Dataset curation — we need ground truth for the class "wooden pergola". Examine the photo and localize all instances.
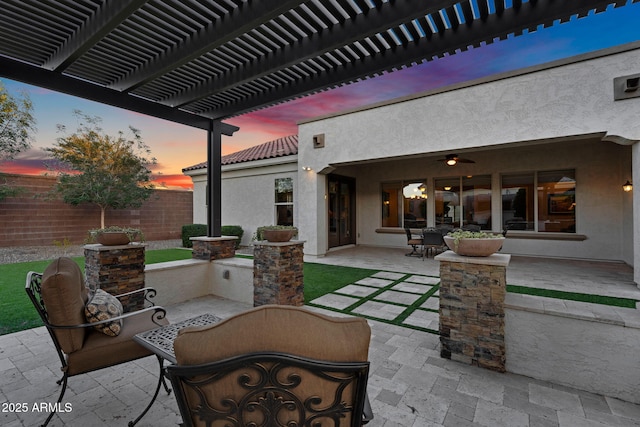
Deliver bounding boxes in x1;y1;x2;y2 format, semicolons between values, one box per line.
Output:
1;0;635;235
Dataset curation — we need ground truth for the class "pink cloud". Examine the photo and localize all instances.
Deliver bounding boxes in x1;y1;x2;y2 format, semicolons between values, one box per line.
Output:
151;174;194;190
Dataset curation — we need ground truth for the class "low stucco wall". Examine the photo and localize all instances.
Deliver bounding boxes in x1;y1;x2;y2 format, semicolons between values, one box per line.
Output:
209;257;253;305
145;259;211;306
145;257;254;307
505;294;640;404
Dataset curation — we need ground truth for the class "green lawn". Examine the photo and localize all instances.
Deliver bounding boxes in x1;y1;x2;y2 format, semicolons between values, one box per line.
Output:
0;249;194;336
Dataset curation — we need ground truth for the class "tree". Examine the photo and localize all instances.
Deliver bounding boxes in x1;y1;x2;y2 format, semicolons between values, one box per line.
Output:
0;80;36;160
0;80;37;201
46;111;156;228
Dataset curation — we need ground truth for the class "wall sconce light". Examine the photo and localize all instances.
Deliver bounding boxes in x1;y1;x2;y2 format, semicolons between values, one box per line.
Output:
302;166;313;171
623;180;633;192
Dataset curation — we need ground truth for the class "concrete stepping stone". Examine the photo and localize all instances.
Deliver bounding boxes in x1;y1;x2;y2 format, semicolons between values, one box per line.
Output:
392;282;435;294
372;271;406;280
355;277;394;288
405;275;440;285
335;284;380;297
375;290;422;305
310;294;360;310
420;296;439;310
353;301;405;320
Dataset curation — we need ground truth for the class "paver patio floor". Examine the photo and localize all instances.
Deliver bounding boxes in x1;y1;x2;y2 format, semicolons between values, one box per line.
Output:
3;294;640;426
2;246;640;426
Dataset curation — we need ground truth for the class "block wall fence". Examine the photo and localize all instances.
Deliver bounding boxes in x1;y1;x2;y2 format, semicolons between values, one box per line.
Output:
0;174;193;246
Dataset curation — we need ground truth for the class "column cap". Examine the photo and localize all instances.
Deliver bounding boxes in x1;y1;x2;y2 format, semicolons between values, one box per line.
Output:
435;250;511;267
191;236;238;242
84;242;147;251
253;240;306;247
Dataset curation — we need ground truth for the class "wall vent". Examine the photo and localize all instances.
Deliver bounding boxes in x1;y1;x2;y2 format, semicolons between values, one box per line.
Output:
313;134;325;149
614;73;640;100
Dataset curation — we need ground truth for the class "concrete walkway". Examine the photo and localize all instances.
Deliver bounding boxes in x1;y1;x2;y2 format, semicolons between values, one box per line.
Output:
2;247;640;426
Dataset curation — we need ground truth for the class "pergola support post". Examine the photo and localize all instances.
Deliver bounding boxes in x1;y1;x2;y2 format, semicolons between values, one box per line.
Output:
207;120;222;237
206;120;239;237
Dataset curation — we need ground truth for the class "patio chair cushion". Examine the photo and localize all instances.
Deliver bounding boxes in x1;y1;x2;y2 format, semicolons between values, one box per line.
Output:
172;305;370;427
85;289;124;337
66;309;167;376
174;305;371;365
41;257;89;353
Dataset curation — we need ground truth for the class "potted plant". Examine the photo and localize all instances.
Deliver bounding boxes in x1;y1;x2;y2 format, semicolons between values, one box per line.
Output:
89;226;145;246
254;225;298;242
444;230;505;257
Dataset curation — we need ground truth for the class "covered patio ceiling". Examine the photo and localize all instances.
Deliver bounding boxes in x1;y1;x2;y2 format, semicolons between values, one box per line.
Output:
0;0;636;236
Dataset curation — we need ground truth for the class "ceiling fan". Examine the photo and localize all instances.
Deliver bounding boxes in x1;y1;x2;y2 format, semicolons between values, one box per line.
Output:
437;154;475;166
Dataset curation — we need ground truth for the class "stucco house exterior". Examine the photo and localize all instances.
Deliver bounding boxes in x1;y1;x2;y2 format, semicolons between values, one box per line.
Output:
185;42;640;282
183;135;298;246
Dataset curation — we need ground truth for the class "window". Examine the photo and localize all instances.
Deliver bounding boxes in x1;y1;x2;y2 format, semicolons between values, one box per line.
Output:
275;178;293;226
435;175;492;229
381;181;427;228
501;170;575;233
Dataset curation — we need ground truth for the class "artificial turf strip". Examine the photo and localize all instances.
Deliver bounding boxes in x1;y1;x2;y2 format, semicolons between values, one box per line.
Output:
303;263;378;303
506;285;637;308
308;273;442;335
310;272;640;335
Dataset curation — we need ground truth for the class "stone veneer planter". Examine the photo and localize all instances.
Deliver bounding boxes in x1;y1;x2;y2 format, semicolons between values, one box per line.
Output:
191;236;237;261
436;250;510;372
253;240;304;307
84;243;146;311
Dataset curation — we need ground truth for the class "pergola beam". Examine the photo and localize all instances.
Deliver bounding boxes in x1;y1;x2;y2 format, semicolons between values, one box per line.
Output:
43;0;146;71
165;0;449;108
109;0;307;92
0;55;237;135
200;0;629;119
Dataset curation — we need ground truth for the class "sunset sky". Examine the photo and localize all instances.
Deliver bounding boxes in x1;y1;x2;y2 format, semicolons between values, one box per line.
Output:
1;3;640;190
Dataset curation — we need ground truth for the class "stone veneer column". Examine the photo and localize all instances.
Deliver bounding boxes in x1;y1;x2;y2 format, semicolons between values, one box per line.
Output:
253;240;304;307
435;251;511;372
84;243;146;311
191;236;237;260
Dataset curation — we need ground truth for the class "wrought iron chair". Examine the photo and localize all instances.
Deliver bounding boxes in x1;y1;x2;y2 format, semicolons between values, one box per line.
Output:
25;257;169;427
405;227;423;257
422;227;445;258
166;305;372;427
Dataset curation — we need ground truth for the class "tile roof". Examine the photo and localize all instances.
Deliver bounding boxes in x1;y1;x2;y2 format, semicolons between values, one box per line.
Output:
183;135;298;172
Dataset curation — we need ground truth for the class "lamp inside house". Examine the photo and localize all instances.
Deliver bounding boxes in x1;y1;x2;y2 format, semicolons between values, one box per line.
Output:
437;154;475;166
623;180;633;192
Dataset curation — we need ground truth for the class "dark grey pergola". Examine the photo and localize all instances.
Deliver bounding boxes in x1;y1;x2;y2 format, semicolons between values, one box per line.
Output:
1;0;635;236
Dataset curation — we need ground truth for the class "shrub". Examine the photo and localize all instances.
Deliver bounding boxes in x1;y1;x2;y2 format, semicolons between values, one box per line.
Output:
181;224;207;248
221;225;244;249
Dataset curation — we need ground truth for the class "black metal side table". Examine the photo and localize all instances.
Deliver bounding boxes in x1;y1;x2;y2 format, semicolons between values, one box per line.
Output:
134;313;222;364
